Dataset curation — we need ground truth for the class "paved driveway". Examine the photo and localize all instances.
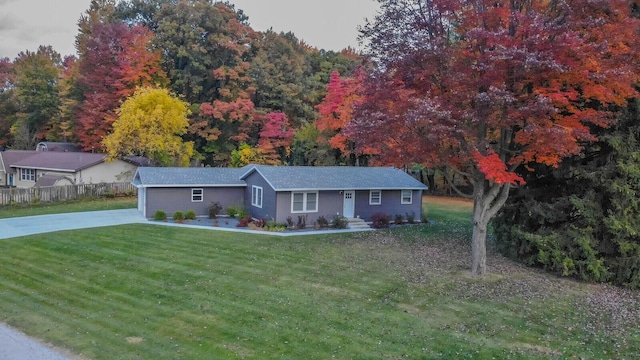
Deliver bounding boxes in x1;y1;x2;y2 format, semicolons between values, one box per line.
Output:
0;209;145;359
0;209;145;240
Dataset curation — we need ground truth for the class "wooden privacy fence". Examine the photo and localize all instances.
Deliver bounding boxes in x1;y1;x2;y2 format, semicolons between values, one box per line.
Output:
0;182;137;205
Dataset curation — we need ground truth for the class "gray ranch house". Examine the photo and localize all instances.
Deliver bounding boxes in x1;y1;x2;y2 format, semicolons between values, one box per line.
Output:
133;165;428;225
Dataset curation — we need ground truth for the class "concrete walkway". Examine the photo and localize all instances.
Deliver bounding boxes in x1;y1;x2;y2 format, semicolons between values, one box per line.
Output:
0;209;145;359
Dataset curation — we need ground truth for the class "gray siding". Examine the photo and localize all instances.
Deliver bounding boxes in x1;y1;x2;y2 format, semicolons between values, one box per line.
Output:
354;190;423;221
274;191;343;225
145;187;245;218
243;172;277;220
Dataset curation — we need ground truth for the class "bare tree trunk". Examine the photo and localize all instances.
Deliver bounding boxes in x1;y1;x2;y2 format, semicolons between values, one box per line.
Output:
471;203;488;275
470;170;512;276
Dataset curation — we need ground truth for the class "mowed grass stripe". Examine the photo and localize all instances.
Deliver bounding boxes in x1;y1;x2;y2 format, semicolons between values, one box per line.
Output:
1;202;639;359
0;224;432;359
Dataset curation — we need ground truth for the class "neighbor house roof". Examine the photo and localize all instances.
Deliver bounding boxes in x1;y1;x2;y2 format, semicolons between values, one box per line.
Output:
133;167;250;187
9;151;107;172
0;150;40;174
242;165;428;191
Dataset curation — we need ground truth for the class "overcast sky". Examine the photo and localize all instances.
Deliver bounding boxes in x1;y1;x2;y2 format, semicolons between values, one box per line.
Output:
0;0;379;60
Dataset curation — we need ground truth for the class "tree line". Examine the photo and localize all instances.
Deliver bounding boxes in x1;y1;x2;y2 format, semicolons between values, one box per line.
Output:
0;0;362;166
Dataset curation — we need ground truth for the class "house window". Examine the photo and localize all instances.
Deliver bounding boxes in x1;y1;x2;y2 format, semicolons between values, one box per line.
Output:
291;192;318;213
191;188;203;202
20;168;36;182
252;186;263;208
369;190;381;205
401;190;413;204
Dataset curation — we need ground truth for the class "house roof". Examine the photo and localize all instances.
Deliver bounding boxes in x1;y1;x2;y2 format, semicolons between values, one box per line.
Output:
0;150;40;174
9;151;107;172
34;174;69;187
133;167;249;187
242;165;428;191
133;165;428;191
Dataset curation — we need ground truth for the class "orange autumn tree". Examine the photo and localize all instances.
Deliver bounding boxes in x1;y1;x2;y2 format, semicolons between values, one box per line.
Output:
350;0;640;275
315;69;371;165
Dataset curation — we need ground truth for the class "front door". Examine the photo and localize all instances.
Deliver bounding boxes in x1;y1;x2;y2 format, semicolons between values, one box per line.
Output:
8;173;13;186
343;190;355;218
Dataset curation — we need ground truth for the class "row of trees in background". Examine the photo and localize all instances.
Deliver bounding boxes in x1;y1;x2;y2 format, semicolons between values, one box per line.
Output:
0;0;362;166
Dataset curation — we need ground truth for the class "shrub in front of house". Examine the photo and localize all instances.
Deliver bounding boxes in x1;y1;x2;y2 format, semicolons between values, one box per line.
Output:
371;213;391;229
185;210;197;220
236;214;252;227
406;212;416;224
266;220;287;232
237;208;248;219
332;215;348;229
316;215;329;228
208;202;222;219
173;211;185;223
153;210;167;221
394;214;404;225
296;215;307;229
226;206;238;218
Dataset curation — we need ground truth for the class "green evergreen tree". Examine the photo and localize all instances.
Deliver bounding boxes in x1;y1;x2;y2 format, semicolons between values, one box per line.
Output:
494;100;640;288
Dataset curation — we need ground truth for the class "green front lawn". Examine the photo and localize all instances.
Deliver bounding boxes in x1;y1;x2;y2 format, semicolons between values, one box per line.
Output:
0;200;638;359
0;197;137;219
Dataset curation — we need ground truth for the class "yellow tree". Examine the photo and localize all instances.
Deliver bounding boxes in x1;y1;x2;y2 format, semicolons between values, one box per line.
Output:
103;87;194;166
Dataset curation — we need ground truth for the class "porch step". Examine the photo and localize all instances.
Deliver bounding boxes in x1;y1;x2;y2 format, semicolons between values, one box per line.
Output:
346;217;370;229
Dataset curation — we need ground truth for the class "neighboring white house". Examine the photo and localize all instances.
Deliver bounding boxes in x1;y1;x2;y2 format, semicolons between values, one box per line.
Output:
0;150;138;188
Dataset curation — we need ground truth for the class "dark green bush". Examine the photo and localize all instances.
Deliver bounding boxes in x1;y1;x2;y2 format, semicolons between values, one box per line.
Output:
226;206;238;218
153;210;167;221
394;214;403;225
173;211;185;222
185;210;197;220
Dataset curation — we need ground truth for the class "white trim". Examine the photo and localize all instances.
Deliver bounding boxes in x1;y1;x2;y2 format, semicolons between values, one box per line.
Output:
252;185;263;208
369;190;381;205
274;187;425;191
191;188;204;202
401;190;413;204
291;191;318;213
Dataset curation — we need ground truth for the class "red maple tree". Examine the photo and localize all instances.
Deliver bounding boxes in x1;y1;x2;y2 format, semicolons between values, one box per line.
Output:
350;0;640;275
316;69;374;162
75;22;164;151
258;112;295;164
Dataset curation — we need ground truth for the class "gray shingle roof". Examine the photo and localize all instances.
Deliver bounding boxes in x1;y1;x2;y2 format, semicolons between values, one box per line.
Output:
10;152;106;172
243;165;428;191
133;165;428;190
133;167;248;187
